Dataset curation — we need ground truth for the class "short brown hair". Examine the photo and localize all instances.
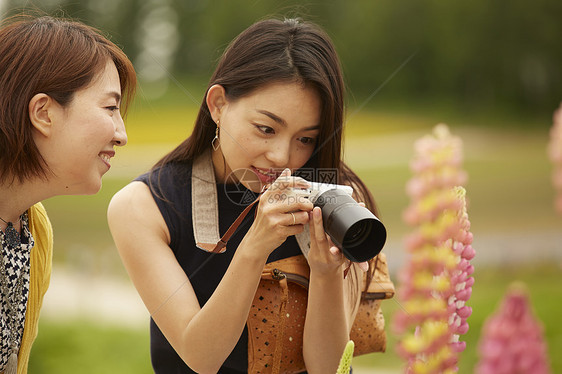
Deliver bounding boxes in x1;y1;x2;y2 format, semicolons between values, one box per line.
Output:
0;15;136;184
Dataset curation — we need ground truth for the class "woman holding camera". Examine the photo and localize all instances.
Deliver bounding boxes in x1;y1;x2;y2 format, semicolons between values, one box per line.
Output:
108;18;378;373
0;15;136;373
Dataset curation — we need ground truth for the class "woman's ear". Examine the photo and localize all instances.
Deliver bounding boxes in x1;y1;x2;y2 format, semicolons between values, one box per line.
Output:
29;93;55;137
206;84;227;123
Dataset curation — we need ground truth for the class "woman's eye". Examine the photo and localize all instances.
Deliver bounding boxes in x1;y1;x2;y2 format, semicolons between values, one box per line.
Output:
256;125;275;135
298;137;316;145
106;106;120;112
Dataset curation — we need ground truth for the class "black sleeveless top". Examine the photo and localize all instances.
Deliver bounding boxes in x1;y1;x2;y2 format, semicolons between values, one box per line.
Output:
137;161;302;373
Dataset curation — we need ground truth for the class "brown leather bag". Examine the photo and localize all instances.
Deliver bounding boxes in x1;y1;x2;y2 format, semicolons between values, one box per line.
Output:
349;253;395;356
247;253;395;374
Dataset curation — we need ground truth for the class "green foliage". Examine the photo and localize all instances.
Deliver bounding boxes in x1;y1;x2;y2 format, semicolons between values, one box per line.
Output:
28;319;152;374
3;0;561;117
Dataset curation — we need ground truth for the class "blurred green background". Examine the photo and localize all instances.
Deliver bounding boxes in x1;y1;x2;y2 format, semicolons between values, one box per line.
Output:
1;0;561;373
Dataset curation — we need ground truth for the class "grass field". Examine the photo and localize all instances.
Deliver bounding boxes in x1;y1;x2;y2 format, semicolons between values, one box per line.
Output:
29;264;561;373
32;87;562;373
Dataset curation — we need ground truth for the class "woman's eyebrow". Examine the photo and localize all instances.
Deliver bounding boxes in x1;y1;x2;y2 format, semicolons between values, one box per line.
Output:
257;109;286;126
256;109;320;131
106;91;122;103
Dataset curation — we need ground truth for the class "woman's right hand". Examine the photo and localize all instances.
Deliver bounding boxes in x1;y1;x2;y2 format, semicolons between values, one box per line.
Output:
242;168;313;259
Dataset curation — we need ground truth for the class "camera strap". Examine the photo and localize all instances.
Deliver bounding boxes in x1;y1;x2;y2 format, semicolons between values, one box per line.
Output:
191;149;262;253
191;149;312;256
191;148;222;252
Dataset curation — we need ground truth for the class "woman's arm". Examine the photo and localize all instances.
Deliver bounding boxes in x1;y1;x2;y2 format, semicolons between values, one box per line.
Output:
303;207;362;374
107;172;311;373
108;181;268;373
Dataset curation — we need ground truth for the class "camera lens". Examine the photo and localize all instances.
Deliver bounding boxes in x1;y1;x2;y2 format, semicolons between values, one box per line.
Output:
343;220;372;248
314;188;386;262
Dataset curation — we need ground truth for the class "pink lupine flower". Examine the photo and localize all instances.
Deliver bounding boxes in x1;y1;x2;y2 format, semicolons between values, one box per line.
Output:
395;124;474;373
405;124;467;200
548;103;562;214
475;283;551;374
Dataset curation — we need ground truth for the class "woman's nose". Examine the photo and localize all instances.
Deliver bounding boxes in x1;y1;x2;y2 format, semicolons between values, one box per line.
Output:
265;141;290;167
113;115;128;146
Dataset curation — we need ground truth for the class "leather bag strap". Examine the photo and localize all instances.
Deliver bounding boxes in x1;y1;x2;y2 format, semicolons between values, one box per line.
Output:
210;194;262;253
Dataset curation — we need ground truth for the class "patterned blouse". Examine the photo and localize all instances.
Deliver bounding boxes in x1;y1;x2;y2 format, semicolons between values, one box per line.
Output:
0;213;34;372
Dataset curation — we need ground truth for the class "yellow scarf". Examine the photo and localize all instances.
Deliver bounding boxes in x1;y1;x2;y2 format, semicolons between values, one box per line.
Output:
15;203;53;374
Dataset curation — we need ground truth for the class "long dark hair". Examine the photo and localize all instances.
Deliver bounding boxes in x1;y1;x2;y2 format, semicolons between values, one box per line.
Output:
154;18;377;214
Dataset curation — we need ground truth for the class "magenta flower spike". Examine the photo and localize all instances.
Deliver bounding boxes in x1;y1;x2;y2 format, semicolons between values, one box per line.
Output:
548;103;562;214
476;283;551;374
395;124;475;373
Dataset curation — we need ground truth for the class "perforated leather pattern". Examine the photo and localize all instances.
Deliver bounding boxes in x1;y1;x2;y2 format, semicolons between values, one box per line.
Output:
247;279;308;374
350;299;387;355
247;253;394;373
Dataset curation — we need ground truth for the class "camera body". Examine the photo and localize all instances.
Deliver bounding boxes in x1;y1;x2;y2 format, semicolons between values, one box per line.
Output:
288;181;354;203
288;181;387;262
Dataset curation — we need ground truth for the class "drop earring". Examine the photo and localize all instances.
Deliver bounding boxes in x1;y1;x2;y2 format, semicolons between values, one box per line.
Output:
212;120;220;151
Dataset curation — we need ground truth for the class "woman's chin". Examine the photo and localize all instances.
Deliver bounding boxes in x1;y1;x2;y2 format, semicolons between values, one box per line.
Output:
237;178;264;193
228;168;264;192
62;180;102;196
247;182;265;193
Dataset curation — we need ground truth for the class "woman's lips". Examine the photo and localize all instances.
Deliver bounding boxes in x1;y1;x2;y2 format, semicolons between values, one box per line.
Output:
251;166;280;184
98;151;115;169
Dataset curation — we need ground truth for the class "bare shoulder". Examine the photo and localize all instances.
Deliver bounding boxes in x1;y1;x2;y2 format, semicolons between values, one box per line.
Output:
109;181;152;210
108;181;157;220
107;181;170;243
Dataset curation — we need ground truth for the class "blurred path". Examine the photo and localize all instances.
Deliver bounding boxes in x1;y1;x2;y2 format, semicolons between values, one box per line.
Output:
42;227;562;325
386;229;562;273
41;266;149;327
41;268;401;373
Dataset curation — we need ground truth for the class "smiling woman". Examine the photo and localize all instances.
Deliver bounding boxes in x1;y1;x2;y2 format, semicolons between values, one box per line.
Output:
0;14;136;374
108;18;390;374
32;60;127;195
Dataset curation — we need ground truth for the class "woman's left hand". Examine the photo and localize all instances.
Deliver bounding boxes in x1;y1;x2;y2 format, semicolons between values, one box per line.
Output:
307;204;369;276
